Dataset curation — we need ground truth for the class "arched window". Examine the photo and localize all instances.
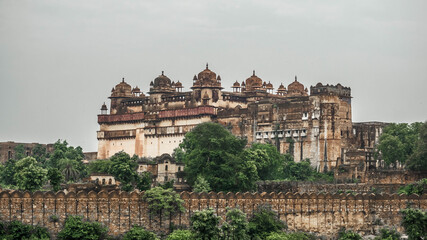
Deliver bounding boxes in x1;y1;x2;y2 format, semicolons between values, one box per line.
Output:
102;179;106;185
165;165;168;171
108;178;112;185
178;167;181;172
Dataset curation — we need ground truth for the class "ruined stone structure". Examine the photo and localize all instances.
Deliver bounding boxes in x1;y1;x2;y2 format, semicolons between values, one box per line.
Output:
97;64;380;171
0;141;54;163
0;190;425;238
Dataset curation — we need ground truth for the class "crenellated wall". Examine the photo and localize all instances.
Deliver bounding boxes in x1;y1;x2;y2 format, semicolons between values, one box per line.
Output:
0;190;425;238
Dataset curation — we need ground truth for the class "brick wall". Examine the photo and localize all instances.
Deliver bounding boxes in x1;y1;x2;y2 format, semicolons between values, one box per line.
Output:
0;190;425;238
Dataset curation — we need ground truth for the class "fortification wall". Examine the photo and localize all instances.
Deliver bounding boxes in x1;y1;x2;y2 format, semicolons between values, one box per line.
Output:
0;190;425;238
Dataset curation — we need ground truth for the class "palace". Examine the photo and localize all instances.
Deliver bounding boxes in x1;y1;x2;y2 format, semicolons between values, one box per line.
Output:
97;64;381;171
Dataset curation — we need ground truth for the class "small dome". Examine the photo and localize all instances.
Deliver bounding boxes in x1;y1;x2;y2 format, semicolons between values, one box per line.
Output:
278;83;286;90
132;86;141;93
232;81;241;87
175;81;183;88
266;81;273;89
241;81;246;86
100;102;108;111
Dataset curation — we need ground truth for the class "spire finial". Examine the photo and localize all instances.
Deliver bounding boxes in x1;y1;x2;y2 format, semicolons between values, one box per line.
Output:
122;77;124;83
161;71;164;76
295;75;297;82
206;63;209;69
253;70;255;76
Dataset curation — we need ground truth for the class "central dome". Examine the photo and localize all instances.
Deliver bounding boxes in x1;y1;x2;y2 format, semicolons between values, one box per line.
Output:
153;71;172;88
244;71;263;91
197;63;217;81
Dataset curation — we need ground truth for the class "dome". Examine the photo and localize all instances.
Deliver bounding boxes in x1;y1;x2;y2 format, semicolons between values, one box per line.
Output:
245;70;263;89
287;76;304;93
111;78;132;98
266;81;273;89
132;86;141;93
278;83;286;90
153;71;172;88
100;102;108;111
197;63;217;81
232;81;241;87
175;81;183;88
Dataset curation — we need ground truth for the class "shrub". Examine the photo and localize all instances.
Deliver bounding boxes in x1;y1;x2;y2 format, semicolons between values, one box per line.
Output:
166;229;194;240
123;226;158;240
57;215;108;240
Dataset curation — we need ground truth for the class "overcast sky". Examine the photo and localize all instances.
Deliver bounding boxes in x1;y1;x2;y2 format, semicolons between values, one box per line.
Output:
1;0;426;152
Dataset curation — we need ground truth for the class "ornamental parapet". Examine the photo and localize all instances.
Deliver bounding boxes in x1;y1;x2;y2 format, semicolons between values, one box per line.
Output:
98;112;145;124
158;106;217;119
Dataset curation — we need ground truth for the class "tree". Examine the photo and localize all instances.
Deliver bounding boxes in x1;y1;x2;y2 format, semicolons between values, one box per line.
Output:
14;157;48;191
193;175;211;193
241;143;284;180
0;158;17;186
60;159;80;182
172;147;185;163
57;215;108;240
376;122;422;166
32;143;48;164
123;226;159;240
109;151;139;191
180;122;258;192
48;168;64;191
222;208;249;240
136;172;152;191
397;179;427;195
167;230;194;240
142;187;184;217
13;144;26;160
401;208;427;240
88;159;112;174
248;204;286;239
266;232;315;240
190;208;221;240
407;121;427;171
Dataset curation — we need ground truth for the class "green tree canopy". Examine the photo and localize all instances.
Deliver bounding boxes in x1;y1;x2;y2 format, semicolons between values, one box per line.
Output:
407;121;427;171
338;230;362;240
248;204;286;239
14;157;48;191
376;122;422;165
166;229;194;240
180;122;258;192
48;168;64;192
142;187;184;217
190;208;221;240
222;208;249;240
241;143;284;180
193;175;211;193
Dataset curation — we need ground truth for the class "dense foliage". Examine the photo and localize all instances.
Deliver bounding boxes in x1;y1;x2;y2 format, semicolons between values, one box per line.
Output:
376;122;427;170
248;204;287;239
122;226;159;240
401;208;427;240
180;122;258;192
397;178;427;195
221;208;249;240
374;228;401;240
266;232;315;240
142;187;184;217
190;208;221;240
338;229;362;240
57;215;108;240
241;143;284;180
0;220;50;240
193;175;212;193
166;229;194;240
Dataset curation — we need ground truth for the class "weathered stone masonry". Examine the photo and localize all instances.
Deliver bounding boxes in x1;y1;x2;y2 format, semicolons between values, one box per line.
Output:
0;190;425;237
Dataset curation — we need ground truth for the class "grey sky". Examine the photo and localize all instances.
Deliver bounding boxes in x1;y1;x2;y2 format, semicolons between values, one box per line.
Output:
1;0;426;152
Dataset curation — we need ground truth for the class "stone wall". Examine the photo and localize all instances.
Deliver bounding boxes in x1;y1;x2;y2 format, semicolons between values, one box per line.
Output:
0;190;425;238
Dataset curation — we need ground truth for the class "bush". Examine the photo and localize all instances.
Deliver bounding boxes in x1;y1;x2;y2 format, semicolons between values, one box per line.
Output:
123;226;158;240
266;231;315;240
166;229;194;240
374;228;401;240
57;215;108;240
401;208;427;240
142;187;184;217
0;220;50;240
190;208;221;240
397;178;427;195
338;229;362;240
248;204;286;239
